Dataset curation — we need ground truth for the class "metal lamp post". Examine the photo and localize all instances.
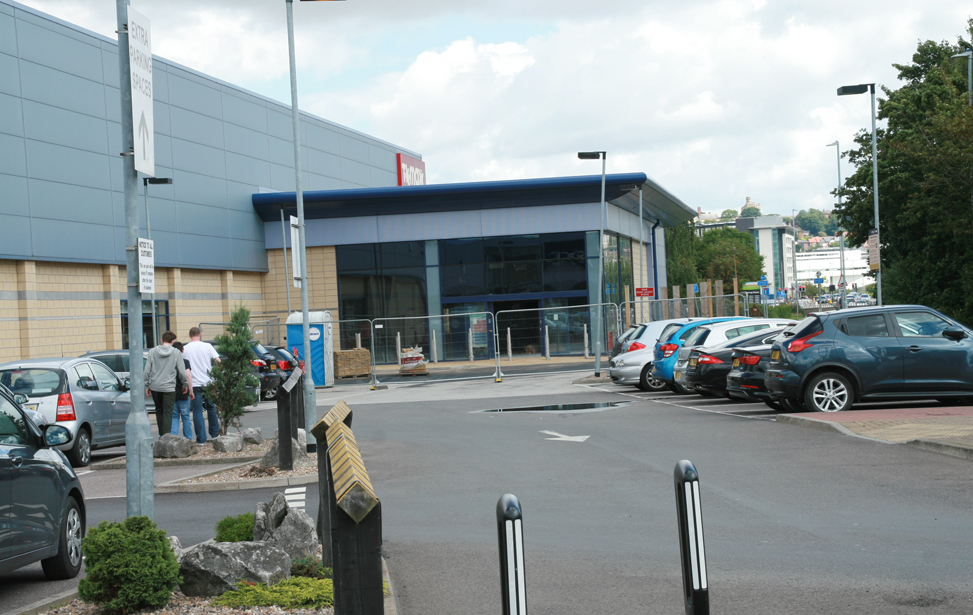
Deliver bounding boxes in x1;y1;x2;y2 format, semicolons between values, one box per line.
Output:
285;0;345;436
143;177;172;347
951;50;972;243
825;142;847;308
578;151;606;376
837;83;882;305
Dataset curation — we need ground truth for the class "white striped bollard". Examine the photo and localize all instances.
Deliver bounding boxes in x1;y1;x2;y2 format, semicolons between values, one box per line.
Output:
674;460;709;615
497;494;527;615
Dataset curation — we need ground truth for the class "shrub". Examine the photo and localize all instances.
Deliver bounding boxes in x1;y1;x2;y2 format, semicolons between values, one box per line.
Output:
205;304;259;435
78;516;181;615
212;577;334;609
291;556;332;579
767;304;803;320
215;512;255;542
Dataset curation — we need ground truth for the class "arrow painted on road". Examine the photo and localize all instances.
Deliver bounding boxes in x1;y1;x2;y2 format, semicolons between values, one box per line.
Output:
138;111;150;159
540;430;589;442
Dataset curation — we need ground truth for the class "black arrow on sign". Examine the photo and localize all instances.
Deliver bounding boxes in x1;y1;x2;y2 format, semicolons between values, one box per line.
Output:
138;111;150;159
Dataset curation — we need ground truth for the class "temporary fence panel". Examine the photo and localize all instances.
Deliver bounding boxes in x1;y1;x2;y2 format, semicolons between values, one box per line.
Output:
621;295;751;323
197;317;282;347
371;312;495;365
332;319;375;353
494;303;620;359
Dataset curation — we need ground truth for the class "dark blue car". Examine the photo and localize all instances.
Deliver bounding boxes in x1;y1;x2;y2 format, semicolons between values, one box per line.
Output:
765;305;973;412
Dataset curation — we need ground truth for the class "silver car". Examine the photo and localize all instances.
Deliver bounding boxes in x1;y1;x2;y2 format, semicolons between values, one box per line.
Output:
609;319;693;391
81;349;155;411
0;357;134;467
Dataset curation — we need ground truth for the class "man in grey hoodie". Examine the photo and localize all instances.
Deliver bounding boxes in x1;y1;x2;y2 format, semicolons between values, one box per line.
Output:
145;330;189;437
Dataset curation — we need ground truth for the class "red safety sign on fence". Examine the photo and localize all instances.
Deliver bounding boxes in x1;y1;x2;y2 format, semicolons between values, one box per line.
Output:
635;288;655;298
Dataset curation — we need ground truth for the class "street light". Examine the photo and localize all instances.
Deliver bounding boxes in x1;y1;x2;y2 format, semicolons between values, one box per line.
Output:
951;50;972;242
837;82;882;305
143;177;172;347
578;151;606;376
285;0;345;431
826;142;847;309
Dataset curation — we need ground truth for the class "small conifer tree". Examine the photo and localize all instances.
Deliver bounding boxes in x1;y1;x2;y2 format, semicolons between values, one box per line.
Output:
205;305;258;434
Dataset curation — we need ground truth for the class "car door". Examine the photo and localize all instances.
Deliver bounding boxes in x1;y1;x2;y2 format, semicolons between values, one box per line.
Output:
835;313;904;395
0;395;59;556
892;311;973;393
70;362;111;443
0;445;13;561
89;361;129;441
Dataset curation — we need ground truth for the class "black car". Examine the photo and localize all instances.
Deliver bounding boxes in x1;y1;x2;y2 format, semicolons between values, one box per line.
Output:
250;341;284;400
0;383;86;579
726;345;801;412
765;305;973;412
682;327;788;398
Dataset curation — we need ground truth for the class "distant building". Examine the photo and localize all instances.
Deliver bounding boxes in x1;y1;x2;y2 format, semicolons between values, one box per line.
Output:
796;248;870;289
735;216;795;293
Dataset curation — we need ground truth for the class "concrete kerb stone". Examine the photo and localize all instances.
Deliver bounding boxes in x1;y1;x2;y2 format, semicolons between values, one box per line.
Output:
155;460;319;494
904;438;973;461
4;587;78;615
92;455;265;471
382;556;397;615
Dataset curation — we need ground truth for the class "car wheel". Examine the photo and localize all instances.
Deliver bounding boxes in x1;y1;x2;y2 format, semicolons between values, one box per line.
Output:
763;400;784;411
262;385;279;401
41;497;84;580
668;381;692;395
67;428;91;467
804;372;853;413
639;365;668;392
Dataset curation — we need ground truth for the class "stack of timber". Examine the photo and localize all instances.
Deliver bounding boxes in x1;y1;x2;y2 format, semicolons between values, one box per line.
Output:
334;348;372;378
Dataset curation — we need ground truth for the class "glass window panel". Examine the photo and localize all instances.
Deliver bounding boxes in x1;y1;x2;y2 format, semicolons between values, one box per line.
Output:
543;258;587;292
336;244;378;272
441;239;484;265
894;312;951;337
380;242;426;269
89;362;121;391
0;397;29;445
441;263;486;297
338;272;382;320
845;314;889;337
543;232;586;260
484;236;540;262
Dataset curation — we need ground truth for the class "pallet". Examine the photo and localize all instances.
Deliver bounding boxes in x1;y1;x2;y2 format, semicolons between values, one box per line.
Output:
337;373;371;379
398;370;429;377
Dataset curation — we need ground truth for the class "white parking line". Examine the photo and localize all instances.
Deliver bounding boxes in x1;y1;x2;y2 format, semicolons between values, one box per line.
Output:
285;486;307;510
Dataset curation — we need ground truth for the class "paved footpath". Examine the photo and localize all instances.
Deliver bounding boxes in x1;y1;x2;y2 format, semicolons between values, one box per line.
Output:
779;405;973;460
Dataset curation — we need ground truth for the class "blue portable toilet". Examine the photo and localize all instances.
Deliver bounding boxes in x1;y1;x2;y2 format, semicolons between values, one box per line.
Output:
285;311;334;387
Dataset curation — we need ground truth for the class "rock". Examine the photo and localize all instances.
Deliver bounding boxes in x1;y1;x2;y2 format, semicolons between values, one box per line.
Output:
260;436;313;470
254;493;320;560
169;536;183;560
273;428;307;450
211;433;244;453
154;433;198;458
240;427;264;445
178;540;290;597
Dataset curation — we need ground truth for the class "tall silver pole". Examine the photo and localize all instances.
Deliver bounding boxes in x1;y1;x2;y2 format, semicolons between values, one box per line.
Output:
828;141;847;308
285;0;316;436
143;181;158;347
280;209;292;315
595;154;606;376
638;186;644;324
116;0;152;519
869;85;882;306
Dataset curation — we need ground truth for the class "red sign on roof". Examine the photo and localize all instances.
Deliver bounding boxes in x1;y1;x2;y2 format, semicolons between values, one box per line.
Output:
396;153;426;186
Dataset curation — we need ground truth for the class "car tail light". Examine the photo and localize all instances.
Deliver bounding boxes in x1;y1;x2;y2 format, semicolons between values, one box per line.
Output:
661;343;678;358
787;330;822;353
251;359;267;370
697;354;724;364
56;393;76;421
628;342;646;352
278;360;291;371
738;354;761;366
299;361;305;371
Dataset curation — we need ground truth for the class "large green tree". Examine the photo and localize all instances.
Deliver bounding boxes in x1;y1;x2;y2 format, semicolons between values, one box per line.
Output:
720;209;738;220
835;20;973;323
664;222;699;288
794;209;829;235
205;305;259;434
696;228;765;288
740;205;761;218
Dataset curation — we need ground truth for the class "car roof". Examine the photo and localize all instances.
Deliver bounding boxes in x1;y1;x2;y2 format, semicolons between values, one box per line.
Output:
0;357;93;370
82;349;147;356
819;304;936;318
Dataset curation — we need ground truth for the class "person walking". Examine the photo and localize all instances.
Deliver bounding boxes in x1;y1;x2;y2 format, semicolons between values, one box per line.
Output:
183;326;221;443
145;331;189;437
170;341;194;439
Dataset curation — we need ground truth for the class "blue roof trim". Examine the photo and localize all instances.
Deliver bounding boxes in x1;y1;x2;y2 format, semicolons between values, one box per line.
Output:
252;173;695;227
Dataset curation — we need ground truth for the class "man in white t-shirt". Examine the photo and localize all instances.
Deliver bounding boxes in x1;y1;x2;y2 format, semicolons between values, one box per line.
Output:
183;326;221;443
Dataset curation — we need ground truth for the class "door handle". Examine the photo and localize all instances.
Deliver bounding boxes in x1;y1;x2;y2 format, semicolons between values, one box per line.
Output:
110;400;116;405
908;345;922;352
11;456;23;467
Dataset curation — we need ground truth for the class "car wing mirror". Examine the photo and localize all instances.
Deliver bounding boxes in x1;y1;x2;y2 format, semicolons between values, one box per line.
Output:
943;327;967;341
42;424;72;447
13;393;28;405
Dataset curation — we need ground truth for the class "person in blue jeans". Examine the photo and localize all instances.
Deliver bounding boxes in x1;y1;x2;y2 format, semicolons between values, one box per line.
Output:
183;327;221;443
170;342;194;439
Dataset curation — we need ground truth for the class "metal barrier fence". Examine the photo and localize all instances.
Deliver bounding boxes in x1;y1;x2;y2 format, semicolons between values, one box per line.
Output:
493;303;621;361
371;312;496;366
197;316;282;346
620;294;751;324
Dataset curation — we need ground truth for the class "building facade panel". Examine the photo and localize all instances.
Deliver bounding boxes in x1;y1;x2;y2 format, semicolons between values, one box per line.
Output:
0;91;24;136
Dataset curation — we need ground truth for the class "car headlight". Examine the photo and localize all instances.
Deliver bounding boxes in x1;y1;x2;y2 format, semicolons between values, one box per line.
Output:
614;359;624;367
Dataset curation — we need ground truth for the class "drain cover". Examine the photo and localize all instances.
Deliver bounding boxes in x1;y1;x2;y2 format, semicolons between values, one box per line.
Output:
477;402;627;413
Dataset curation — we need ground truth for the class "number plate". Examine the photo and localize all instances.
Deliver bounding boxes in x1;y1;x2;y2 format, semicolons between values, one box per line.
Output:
25;404;38;412
732;358;739;367
689;358;697;367
674;371;681;380
772;350;780;360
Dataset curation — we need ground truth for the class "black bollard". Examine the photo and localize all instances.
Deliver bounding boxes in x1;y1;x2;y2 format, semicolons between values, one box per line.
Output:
674;460;709;615
275;384;293;471
496;494;527;615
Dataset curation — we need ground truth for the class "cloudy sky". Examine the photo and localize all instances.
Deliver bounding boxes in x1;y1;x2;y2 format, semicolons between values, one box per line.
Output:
18;0;971;215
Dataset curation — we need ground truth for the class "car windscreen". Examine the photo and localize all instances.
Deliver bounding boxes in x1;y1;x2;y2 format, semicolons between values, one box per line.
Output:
658;324;684;344
617;326;639;343
684;327;710;347
252;342;270;355
788;316;824;340
0;368;67;398
678;325;701;342
274;347;297;362
710;326;786;350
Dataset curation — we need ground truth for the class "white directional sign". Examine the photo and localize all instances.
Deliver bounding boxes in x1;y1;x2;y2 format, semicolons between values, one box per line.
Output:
127;6;154;176
290;216;301;288
540;430;590;443
138;238;154;293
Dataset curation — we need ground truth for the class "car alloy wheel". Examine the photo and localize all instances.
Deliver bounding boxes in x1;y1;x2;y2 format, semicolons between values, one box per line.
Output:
262;385;278;400
68;428;91;467
66;506;83;567
639;365;668;392
806;372;852;413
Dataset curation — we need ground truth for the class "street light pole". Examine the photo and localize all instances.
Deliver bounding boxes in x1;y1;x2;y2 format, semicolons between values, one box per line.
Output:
578;151;606;376
826;142;847;309
951;50;972;243
837;83;882;305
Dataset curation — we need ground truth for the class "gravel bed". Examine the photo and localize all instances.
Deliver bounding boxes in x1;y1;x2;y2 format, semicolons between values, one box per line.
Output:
187;439;273;460
45;592;333;615
180;455;319;483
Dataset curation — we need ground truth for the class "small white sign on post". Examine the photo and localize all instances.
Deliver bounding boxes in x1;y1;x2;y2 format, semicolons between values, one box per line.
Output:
290;215;301;288
138;238;154;293
127;6;154;176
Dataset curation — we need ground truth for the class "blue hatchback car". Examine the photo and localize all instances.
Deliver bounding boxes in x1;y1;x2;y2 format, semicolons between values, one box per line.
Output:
651;317;744;392
765;305;973;412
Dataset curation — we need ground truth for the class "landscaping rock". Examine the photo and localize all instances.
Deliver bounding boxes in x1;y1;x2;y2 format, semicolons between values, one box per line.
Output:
153;433;198;458
211;433;244;453
273;428;307;450
260;436;313;470
240;427;264;445
169;536;183;560
254;493;320;560
178;540;290;597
